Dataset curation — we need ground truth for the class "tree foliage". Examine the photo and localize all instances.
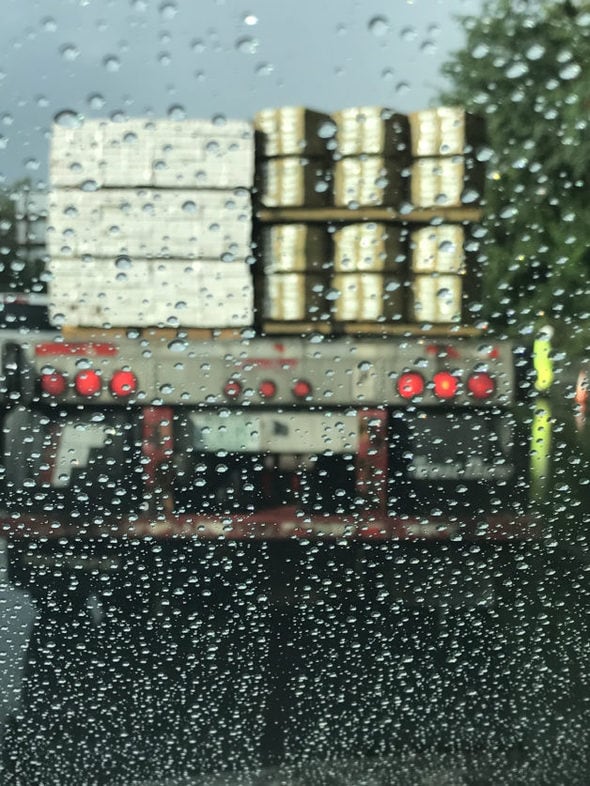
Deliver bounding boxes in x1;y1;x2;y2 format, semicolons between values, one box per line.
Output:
439;0;590;349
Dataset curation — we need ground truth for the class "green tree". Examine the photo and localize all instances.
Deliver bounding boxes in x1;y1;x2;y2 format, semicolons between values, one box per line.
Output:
439;0;590;350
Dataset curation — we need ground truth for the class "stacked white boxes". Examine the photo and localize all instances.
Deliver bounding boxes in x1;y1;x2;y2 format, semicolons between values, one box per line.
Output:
255;108;334;323
48;118;255;328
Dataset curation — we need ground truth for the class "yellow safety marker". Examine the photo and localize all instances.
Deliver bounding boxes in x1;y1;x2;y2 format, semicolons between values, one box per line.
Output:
530;398;552;501
533;326;554;392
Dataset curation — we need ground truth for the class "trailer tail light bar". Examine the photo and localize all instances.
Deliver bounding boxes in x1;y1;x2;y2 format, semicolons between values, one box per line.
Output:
40;369;138;399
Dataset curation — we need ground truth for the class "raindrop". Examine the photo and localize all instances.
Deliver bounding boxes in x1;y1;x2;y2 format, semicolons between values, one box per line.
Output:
368;16;390;37
317;120;336;139
168;339;187;352
381;68;394;80
396;81;410;95
472;43;489;59
420;39;436;55
236;36;258;54
115;256;132;270
159;383;174;394
60;43;79;61
191;38;205;53
86;93;105;109
158;52;171;66
244;13;258;25
559;62;581;80
526;43;545;61
81;179;99;192
182;200;197;213
255;62;274;76
212;113;226;126
103;55;121;72
25;158;39;171
168;104;186;120
123;132;138;144
505;61;528;78
42;17;57;32
206;140;220;153
159;2;177;19
36;95;49;107
54;110;82;128
476;145;494;162
400;26;417;41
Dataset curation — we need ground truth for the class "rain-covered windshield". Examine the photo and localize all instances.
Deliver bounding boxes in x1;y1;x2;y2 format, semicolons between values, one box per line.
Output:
0;2;589;785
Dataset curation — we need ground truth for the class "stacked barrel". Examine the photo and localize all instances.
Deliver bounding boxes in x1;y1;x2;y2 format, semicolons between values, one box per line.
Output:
47;118;255;329
254;108;333;324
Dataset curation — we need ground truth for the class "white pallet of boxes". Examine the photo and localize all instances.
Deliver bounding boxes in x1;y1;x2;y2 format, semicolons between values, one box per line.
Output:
48;118;255;329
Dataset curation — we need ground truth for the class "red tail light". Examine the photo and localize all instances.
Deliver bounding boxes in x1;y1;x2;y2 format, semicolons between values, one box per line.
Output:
41;372;67;396
75;370;102;397
292;380;312;399
259;380;277;399
433;371;459;399
397;372;425;399
224;380;242;399
467;372;495;400
110;370;138;397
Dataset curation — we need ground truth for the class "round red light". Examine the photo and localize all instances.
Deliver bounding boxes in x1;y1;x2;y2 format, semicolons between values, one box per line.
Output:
41;372;67;396
433;371;459;399
467;372;495;400
292;380;312;399
224;380;242;399
110;370;138;397
75;370;102;397
396;372;425;399
259;380;277;399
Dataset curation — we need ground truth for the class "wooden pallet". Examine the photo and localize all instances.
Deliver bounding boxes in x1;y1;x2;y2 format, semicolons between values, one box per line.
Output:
60;325;247;342
261;321;334;336
256;207;484;224
261;321;485;338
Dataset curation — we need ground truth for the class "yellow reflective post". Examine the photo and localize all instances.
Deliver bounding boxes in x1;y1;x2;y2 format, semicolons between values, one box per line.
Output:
530;326;553;501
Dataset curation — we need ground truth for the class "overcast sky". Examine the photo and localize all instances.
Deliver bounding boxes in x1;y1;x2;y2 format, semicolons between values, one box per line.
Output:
0;0;484;186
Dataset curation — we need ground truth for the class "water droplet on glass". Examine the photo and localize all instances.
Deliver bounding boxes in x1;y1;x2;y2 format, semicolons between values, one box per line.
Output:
472;43;489;59
368;16;389;37
559;62;581;80
168;339;187;352
244;13;258;25
505;61;528;79
54;110;82;128
159;1;177;19
159;383;174;395
103;55;121;72
115;256;132;270
396;81;410;95
526;43;545;61
87;93;105;110
167;104;186;120
182;200;197;214
42;17;57;32
81;179;99;192
476;145;494;162
60;44;79;61
317;120;336;139
25;158;40;171
206;140;220;153
236;36;258;54
255;62;273;76
212;114;226;126
400;25;417;41
381;68;394;80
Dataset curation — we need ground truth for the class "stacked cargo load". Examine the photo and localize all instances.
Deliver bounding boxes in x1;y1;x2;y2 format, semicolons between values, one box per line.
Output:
332;107;410;209
330;108;411;324
48;118;255;329
254;108;333;324
407;106;486;324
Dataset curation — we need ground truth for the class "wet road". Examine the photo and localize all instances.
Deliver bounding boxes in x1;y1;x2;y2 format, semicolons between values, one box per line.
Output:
0;414;589;785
